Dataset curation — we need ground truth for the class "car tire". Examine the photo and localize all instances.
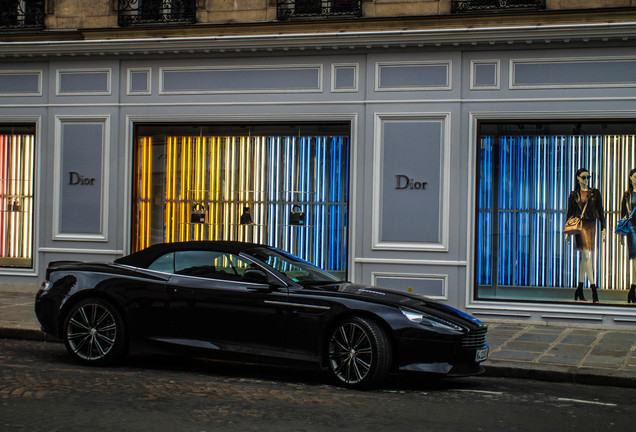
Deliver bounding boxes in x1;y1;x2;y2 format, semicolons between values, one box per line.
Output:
327;316;392;389
62;298;127;365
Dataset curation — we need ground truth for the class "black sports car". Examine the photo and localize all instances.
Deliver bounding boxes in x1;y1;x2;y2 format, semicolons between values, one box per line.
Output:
35;241;488;389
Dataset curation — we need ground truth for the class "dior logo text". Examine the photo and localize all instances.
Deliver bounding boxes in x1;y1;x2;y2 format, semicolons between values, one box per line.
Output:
395;175;427;190
69;171;96;186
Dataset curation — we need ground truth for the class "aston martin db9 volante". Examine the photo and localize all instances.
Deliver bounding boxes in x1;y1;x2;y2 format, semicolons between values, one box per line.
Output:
35;241;488;389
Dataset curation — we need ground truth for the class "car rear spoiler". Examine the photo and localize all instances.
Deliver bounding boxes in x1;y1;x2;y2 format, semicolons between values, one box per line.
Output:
45;260;83;278
47;260;83;268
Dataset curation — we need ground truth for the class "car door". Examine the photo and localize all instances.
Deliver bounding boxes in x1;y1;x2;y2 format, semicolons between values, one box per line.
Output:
120;266;174;341
166;250;290;358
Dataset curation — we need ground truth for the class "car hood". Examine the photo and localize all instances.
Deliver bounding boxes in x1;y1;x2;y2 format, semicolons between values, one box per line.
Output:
301;282;486;329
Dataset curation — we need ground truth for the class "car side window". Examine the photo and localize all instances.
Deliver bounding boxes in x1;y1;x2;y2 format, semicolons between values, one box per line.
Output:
174;250;255;281
259;255;315;282
148;252;175;273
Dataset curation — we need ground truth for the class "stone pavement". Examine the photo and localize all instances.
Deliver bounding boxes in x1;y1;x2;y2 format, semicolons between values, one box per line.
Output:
484;321;636;387
1;286;635;388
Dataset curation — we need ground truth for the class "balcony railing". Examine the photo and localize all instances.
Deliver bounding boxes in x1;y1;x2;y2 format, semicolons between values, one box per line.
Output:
0;0;45;30
451;0;546;14
118;0;197;26
277;0;362;20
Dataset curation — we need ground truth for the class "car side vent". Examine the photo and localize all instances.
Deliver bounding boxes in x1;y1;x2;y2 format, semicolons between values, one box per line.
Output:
462;326;487;348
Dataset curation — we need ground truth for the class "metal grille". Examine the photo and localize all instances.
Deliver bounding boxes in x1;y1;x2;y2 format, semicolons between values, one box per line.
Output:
462;327;487;349
0;0;44;30
277;0;362;20
451;0;545;14
118;0;196;27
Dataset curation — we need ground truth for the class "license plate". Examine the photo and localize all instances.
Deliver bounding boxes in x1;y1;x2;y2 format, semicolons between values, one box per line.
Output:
475;347;488;362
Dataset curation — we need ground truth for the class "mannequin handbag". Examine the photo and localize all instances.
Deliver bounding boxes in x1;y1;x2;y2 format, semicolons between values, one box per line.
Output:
563;201;588;236
616;205;635;236
190;203;208;224
289;205;305;226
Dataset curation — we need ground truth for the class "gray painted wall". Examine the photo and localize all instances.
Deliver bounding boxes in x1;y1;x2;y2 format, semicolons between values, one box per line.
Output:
2;44;636;325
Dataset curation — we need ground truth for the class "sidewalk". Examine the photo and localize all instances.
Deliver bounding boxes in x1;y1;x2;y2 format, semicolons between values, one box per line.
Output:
483;321;636;388
1;287;635;388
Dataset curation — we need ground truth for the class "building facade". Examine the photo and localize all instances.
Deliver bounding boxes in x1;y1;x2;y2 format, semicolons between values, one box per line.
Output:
2;0;636;326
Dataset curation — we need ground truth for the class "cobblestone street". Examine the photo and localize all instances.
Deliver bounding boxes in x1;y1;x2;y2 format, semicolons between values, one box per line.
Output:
2;339;635;432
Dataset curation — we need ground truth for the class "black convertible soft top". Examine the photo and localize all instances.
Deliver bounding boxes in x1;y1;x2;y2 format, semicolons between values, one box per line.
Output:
114;241;266;268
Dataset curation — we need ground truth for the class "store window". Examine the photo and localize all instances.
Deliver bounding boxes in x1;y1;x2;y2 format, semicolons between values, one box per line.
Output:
476;121;636;305
133;123;350;277
0;125;35;268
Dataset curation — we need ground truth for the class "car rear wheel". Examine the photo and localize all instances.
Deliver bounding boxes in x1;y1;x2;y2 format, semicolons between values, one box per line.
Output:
63;298;127;365
327;316;391;389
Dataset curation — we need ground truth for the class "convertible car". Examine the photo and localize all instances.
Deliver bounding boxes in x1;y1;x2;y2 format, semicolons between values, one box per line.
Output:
35;241;488;389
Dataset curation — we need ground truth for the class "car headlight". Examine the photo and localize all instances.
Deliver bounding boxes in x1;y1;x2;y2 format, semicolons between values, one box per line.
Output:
400;308;464;332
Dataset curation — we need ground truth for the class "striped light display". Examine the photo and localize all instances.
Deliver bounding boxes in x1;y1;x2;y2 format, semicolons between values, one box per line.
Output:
477;133;636;291
0;134;34;266
135;134;349;272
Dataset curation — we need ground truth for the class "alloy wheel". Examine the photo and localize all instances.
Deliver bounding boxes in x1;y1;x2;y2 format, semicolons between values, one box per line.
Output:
328;321;374;385
66;302;118;361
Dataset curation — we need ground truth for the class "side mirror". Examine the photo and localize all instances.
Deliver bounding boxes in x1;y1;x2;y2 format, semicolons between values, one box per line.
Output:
242;268;269;284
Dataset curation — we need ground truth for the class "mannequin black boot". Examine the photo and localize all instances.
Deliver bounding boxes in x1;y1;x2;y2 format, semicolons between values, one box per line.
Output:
590;284;599;304
628;285;636;304
574;282;587;301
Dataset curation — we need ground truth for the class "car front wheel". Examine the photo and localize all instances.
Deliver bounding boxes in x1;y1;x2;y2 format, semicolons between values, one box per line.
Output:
327;316;391;389
63;298;127;365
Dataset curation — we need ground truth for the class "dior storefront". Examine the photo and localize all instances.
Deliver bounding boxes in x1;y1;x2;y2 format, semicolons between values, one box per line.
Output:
2;24;636;326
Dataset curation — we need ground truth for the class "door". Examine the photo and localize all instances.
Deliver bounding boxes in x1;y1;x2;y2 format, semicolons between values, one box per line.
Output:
166;249;289;357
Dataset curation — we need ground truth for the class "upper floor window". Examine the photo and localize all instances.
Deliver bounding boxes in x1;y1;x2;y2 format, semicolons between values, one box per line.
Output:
277;0;362;20
451;0;546;14
0;0;44;30
118;0;196;27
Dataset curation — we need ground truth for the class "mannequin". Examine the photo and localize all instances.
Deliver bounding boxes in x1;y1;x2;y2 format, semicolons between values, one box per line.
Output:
566;168;606;303
619;168;636;303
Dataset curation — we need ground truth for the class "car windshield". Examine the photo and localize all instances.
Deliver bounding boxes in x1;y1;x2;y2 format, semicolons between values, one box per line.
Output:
247;247;343;284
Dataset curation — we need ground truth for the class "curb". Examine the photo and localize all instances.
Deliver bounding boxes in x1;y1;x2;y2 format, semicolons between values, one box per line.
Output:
483;360;636;389
0;326;60;343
